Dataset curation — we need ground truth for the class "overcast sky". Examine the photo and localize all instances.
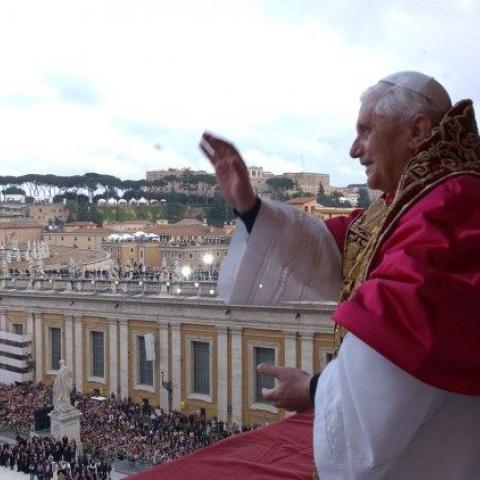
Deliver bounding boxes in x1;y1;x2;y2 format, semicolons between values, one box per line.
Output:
0;0;479;186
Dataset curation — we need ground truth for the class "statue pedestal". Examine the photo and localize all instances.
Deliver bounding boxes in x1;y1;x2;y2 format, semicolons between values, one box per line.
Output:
49;408;82;445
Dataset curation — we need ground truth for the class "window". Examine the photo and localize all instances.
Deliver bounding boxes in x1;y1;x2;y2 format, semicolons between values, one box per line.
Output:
189;253;193;258
254;347;275;402
50;327;62;370
191;341;210;395
138;336;153;386
326;353;334;365
12;323;23;334
91;331;105;378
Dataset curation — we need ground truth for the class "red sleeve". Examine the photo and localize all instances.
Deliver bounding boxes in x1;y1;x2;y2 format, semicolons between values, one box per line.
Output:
333;175;480;395
325;209;364;252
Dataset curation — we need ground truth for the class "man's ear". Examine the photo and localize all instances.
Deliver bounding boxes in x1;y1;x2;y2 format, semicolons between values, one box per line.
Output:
409;114;433;150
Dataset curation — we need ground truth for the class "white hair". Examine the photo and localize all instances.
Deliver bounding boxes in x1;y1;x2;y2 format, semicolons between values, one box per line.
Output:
361;80;451;126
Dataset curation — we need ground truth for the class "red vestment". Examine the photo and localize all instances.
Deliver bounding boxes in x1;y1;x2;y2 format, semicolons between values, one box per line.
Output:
331;174;480;395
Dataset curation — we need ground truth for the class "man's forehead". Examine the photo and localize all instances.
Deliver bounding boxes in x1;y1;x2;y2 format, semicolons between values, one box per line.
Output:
356;101;376;125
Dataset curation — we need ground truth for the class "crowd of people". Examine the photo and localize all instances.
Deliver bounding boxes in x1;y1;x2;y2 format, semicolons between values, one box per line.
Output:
6;265;219;282
1;382;257;473
74;393;252;465
0;436;111;480
0;383;48;435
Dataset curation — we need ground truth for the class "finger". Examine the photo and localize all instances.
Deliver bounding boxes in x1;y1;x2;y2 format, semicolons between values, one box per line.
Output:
202;131;238;157
199;137;215;158
199;141;216;165
256;362;282;378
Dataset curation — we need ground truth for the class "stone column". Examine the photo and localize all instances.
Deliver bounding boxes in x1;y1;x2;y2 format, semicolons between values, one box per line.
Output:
64;316;74;374
119;319;129;398
300;332;314;375
0;311;6;331
158;323;170;412
231;326;243;426
170;323;181;411
26;312;35;362
74;316;83;392
217;325;228;422
109;319;119;396
35;313;43;383
119;319;129;399
26;312;34;336
283;330;297;368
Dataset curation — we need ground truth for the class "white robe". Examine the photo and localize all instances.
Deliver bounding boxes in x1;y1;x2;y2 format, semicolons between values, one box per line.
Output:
219;199;480;479
219;199;342;304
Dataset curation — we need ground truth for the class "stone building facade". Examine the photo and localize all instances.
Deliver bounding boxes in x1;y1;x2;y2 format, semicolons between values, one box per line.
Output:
103;241;163;268
0;289;335;426
44;226;111;250
0;222;44;246
283;172;330;195
27;204;70;226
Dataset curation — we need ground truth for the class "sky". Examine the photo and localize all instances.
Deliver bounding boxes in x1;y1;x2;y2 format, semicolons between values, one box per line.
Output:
0;0;479;187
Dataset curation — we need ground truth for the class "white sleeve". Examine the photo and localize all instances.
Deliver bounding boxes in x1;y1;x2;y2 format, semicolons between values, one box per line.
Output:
218;199;342;305
313;334;446;480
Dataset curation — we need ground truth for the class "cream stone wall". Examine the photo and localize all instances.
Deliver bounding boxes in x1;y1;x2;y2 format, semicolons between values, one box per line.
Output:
45;231;108;250
27;205;70;225
0;291;336;425
104;242;163;268
0;223;43;246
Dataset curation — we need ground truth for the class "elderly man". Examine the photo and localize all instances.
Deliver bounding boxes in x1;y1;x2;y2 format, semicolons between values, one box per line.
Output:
200;72;480;478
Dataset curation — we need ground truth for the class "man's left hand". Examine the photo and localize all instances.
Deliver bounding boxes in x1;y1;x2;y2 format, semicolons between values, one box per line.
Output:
257;363;312;412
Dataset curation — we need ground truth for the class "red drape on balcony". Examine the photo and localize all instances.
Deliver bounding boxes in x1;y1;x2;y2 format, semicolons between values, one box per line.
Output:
128;411;314;480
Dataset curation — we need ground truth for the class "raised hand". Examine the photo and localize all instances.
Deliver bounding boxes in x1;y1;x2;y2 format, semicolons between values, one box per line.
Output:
199;131;256;214
256;363;313;412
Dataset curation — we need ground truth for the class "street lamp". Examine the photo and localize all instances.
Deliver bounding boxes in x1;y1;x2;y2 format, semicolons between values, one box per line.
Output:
202;253;213;280
181;265;192;279
202;253;213;265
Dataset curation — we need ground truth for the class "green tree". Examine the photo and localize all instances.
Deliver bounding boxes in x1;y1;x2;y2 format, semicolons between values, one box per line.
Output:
266;177;294;191
2;186;26;195
165;203;187;223
206;194;235;227
330;190;352;208
266;177;295;201
357;188;371;208
317;184;332;206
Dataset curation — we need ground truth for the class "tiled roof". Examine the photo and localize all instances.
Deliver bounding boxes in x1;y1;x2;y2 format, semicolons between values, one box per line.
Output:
146;223;228;236
0;221;42;229
286;196;317;205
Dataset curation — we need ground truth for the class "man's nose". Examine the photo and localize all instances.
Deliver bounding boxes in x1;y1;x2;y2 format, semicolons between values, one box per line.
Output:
350;138;362;158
